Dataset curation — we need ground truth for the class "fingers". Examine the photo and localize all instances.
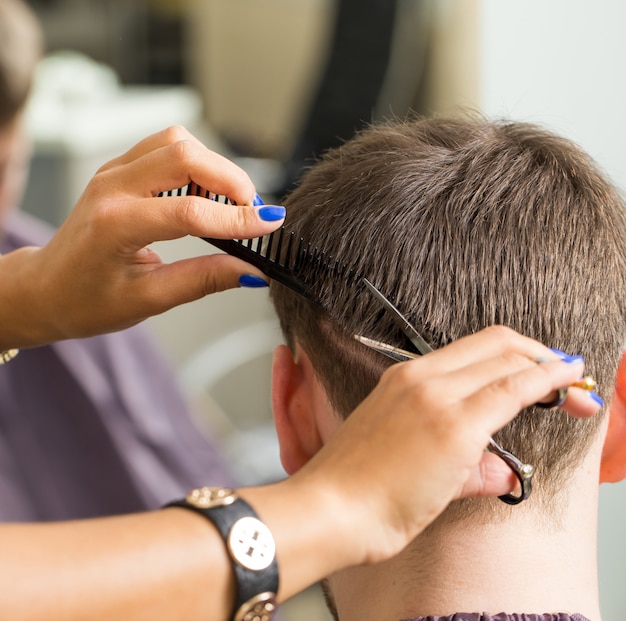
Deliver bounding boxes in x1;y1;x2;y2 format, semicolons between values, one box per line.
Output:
417;326;559;376
383;333;601;453
42;126;283;336
423;345;593;414
99;126;208;170
86;127;285;251
98;126;257;206
396;326;601;422
550;386;602;419
106;196;284;251
457;452;520;499
459;356;588;434
422;347;539;404
130;254;268;311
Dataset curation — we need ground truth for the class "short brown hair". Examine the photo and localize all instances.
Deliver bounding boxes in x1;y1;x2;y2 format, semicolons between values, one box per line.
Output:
0;0;42;126
271;115;626;501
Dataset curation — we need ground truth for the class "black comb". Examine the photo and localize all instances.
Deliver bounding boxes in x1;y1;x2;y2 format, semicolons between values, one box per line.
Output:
159;183;333;304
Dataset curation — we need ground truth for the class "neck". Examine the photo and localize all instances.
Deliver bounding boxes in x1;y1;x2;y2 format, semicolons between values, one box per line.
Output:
328;455;602;621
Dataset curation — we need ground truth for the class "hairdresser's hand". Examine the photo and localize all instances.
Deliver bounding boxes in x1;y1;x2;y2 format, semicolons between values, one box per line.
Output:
2;126;283;348
282;326;601;570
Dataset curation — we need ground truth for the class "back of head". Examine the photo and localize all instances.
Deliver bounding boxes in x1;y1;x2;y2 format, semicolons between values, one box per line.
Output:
0;0;42;126
271;115;626;506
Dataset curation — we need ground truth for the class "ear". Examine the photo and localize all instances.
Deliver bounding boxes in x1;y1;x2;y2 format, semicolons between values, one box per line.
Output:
600;352;626;483
271;344;326;475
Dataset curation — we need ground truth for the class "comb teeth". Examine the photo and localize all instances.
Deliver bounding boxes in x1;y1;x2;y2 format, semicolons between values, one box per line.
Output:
205;230;318;302
159;182;233;204
159;183;351;305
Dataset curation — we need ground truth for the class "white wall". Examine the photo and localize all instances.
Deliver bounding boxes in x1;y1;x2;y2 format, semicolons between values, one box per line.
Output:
479;0;626;188
478;1;626;617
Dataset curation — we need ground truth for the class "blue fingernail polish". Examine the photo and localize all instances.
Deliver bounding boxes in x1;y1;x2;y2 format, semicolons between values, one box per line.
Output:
549;348;584;364
550;348;567;357
253;193;264;206
258;206;286;222
239;274;269;288
588;391;604;407
564;355;584;364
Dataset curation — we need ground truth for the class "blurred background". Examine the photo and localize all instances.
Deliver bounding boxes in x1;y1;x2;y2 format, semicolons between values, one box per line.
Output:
16;0;626;618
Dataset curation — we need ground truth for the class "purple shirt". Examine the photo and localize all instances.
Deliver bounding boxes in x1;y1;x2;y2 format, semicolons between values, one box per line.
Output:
0;211;235;521
404;614;591;621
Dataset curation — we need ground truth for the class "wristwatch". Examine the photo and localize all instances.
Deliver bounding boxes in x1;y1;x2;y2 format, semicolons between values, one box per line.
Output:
166;487;279;621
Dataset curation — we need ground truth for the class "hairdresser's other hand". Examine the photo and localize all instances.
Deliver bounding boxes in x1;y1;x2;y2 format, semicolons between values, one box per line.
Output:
279;326;600;571
3;126;283;347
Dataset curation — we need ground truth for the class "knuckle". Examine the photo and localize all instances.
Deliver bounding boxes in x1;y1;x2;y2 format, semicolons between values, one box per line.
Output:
425;408;465;454
81;169;118;210
167;137;195;165
376;363;420;405
84;169;108;195
415;379;442;408
499;350;529;370
161;125;192;145
173;196;203;228
382;360;418;387
484;324;516;342
95;160;114;175
235;203;256;229
200;269;226;296
492;373;526;409
94;153;124;176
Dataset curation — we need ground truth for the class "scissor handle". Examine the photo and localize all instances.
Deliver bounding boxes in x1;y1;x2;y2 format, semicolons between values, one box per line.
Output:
487;439;534;505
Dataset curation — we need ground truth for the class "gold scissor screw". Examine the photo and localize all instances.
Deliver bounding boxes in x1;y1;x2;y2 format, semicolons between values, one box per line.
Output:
571;376;597;392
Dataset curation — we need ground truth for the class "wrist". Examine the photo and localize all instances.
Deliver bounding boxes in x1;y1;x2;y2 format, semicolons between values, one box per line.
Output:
164;487;279;621
0;246;51;349
296;474;400;567
238;475;369;601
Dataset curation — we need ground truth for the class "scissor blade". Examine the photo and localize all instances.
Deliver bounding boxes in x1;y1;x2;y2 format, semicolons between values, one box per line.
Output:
362;278;433;355
354;335;417;362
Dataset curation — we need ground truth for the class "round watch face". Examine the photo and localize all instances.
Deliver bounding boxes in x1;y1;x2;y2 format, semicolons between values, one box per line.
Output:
228;516;276;571
186;486;237;509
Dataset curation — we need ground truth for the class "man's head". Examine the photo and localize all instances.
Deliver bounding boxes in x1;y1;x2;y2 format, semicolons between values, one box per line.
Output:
0;0;42;217
270;115;626;504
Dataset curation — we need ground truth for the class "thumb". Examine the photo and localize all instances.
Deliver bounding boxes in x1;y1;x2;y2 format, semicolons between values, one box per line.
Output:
456;452;519;499
138;254;267;311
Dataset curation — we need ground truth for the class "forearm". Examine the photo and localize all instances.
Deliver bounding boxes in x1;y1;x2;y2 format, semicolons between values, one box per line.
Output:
0;481;359;621
0;510;231;621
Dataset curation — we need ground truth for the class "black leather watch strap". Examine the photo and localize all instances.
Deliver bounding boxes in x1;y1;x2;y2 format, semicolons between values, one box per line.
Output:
165;487;279;621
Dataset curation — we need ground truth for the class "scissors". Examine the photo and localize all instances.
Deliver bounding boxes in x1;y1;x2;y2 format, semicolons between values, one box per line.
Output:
355;278;538;505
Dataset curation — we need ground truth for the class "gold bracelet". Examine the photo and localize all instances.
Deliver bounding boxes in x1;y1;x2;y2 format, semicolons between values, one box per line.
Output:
0;349;19;364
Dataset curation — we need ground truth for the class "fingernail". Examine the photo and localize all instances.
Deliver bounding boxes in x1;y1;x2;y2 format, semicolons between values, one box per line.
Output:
253;193;264;206
588;391;604;407
549;348;584;364
239;274;269;288
258;206;286;222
